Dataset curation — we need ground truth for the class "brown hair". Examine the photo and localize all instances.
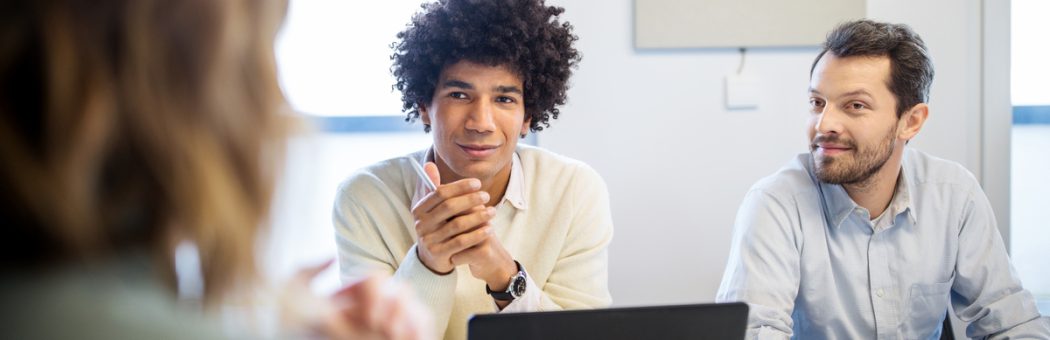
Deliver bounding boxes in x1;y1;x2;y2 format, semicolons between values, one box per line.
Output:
811;19;934;117
0;0;290;304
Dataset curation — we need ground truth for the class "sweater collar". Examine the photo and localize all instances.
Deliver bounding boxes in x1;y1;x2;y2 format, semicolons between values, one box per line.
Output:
411;148;528;211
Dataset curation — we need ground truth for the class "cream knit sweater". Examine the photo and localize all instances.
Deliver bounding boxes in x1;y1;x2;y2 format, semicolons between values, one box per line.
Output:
333;145;613;340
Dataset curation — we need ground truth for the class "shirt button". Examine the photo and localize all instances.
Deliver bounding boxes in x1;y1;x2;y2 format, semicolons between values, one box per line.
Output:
876;289;885;298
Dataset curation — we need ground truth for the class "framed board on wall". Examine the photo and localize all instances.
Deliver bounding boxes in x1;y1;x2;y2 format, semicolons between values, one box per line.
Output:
635;0;866;49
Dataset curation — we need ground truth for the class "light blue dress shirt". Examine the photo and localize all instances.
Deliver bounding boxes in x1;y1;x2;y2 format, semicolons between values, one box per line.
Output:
717;148;1049;339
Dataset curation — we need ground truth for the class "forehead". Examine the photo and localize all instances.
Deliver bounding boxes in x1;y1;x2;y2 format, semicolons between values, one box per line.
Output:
810;54;892;97
438;60;523;86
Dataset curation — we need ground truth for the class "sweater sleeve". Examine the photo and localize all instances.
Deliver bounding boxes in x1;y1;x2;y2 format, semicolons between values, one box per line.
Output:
527;164;613;311
332;172;457;339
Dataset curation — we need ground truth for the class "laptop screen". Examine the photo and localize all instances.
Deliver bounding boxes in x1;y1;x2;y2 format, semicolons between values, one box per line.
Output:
468;302;749;340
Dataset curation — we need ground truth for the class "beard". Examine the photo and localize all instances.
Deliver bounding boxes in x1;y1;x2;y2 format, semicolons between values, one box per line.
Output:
810;126;896;185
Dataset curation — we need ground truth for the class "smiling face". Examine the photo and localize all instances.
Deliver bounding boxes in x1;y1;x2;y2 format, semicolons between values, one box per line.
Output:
420;60;530;184
807;53;903;185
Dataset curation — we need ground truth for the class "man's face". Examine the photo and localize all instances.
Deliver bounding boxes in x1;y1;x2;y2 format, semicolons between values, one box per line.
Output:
807;54;901;185
421;60;530;183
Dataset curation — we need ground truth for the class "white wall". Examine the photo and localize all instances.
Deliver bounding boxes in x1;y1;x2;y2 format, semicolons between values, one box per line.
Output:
540;0;986;307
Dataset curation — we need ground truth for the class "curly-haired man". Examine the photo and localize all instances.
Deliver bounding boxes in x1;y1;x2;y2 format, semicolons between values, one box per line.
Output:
332;1;612;339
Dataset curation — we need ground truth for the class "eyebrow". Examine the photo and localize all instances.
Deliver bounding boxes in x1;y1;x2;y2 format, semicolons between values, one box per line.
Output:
441;79;473;90
808;88;874;99
495;85;523;95
841;89;874;98
441;79;523;95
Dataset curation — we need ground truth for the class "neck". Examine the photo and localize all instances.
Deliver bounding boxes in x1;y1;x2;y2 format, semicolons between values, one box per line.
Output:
843;149;903;220
434;156;512;208
479;162;512;207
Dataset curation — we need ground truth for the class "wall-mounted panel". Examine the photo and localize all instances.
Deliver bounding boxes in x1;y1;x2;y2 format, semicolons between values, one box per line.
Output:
635;0;866;48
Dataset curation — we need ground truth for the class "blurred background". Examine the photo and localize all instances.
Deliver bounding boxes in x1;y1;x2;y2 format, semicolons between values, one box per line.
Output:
198;0;1048;328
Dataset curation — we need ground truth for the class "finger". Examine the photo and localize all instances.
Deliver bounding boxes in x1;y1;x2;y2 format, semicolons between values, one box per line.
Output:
430;206;495;243
379;291;409;340
293;258;335;282
440;224;492;262
428;191;490;224
332;276;383;328
412;178;482;215
378;284;421;340
449;240;485;268
415;192;489;236
424;162;441;187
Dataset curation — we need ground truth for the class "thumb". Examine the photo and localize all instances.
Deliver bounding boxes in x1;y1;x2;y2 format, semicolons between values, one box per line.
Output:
294;258;335;282
424;162;441;186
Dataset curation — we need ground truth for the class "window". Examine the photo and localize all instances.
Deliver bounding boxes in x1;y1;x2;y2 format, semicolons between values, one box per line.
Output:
275;0;424;117
265;0;432;292
1010;0;1050;315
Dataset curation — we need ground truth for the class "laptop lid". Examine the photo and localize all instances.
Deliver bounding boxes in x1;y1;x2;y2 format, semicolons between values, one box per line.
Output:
467;302;749;340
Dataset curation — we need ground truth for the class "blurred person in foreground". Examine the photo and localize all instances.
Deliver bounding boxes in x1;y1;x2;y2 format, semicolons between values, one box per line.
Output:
0;1;429;339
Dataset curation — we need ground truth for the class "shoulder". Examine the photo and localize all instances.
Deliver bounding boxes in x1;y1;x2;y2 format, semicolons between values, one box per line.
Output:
904;148;980;191
517;145;606;190
748;153;819;202
1;264;225;340
335;149;425;204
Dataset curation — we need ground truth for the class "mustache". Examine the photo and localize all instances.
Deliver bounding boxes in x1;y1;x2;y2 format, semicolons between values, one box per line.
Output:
810;135;855;150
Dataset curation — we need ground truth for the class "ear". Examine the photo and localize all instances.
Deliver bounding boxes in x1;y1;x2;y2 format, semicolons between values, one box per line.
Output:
897;103;928;142
419;103;431;125
520;116;532;138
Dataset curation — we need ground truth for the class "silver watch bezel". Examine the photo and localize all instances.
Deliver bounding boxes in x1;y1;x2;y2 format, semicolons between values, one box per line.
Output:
507;269;527;299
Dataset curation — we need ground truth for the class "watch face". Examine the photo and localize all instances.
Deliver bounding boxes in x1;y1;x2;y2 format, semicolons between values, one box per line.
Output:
511;274;527;297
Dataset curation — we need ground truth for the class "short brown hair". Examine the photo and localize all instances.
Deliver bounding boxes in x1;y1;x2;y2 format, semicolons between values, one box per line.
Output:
811;19;934;117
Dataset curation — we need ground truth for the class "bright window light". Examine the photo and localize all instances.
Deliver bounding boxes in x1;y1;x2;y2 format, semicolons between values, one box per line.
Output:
1011;0;1050;106
275;0;427;116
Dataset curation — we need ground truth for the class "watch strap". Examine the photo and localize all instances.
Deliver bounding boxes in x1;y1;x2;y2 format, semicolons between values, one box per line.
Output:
486;261;525;301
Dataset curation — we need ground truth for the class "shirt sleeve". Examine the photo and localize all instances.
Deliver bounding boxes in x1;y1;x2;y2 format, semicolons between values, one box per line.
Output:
332;175;457;340
951;185;1050;339
501;164;613;313
716;189;800;340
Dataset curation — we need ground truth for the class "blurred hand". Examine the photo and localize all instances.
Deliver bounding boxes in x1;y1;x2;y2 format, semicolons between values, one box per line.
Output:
282;260;432;340
325;275;432;340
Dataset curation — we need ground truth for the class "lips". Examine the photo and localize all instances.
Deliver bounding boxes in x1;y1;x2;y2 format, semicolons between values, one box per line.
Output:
457;143;500;158
815;143;852;156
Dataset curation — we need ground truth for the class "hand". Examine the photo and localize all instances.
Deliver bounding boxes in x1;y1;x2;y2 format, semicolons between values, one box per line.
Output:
280;261;432;340
411;162;495;274
452;234;517;293
325;275;433;340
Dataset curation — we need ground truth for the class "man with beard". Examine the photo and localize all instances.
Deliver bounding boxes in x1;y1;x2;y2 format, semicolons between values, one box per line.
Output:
716;20;1049;339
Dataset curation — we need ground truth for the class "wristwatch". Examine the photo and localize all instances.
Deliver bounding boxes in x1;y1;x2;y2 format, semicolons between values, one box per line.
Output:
486;261;527;301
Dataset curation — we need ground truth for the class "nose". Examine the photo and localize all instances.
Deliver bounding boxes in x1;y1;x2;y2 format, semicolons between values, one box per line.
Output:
465;99;496;133
814;105;843;136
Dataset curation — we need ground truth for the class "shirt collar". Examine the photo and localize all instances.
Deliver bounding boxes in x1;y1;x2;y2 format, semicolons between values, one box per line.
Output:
410;148;528;210
501;152;529;210
809;153;916;229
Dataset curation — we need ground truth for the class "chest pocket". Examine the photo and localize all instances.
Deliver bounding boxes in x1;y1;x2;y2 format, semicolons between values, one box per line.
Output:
905;281;952;339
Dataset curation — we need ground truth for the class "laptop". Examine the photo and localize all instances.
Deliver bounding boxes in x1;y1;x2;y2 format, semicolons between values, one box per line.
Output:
467;302;749;340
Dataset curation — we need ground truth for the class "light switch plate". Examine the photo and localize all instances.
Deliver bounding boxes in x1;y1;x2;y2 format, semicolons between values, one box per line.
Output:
725;74;759;110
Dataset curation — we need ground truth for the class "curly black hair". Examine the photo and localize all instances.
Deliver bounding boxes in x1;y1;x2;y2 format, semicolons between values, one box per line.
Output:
391;0;580;133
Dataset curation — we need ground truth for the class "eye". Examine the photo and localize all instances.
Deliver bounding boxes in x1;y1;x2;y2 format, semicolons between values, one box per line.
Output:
449;92;468;100
496;96;517;104
809;98;825;111
848;102;867;111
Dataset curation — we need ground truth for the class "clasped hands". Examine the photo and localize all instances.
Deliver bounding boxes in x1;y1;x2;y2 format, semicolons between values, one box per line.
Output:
411;162;517;293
